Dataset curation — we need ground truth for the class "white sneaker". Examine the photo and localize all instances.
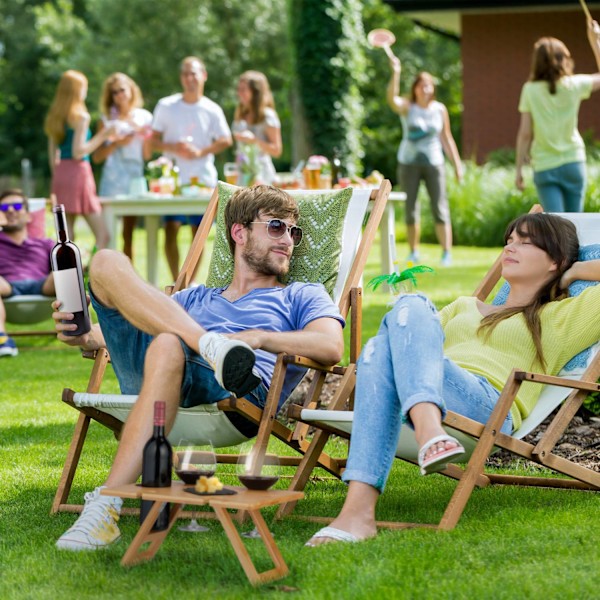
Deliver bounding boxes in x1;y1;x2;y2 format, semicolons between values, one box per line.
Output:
56;486;122;551
199;332;261;397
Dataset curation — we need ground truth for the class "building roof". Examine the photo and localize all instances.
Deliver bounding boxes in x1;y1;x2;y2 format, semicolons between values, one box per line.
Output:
384;1;590;9
383;1;598;34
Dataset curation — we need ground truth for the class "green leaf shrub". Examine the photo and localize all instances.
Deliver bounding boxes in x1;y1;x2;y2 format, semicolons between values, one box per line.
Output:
291;0;367;174
415;161;600;247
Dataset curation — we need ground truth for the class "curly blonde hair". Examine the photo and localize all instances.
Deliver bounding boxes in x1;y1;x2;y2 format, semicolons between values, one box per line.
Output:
98;73;144;117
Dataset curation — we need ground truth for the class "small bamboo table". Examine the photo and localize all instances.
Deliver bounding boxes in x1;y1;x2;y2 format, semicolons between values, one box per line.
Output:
101;482;303;586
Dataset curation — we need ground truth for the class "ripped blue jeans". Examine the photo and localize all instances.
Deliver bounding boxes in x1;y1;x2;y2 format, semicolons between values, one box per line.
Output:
342;294;512;492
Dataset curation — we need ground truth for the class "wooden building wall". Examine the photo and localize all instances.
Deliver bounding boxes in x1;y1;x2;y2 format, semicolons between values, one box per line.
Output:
462;9;600;162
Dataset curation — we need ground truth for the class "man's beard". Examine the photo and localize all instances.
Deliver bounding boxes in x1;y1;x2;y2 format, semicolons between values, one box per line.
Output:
1;223;25;234
242;239;290;279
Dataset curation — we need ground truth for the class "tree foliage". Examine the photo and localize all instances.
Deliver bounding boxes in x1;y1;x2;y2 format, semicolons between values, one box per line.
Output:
360;0;461;183
291;0;367;174
0;0;291;188
0;0;463;192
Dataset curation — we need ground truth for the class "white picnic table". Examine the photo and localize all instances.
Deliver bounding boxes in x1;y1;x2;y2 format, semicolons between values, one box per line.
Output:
100;188;405;286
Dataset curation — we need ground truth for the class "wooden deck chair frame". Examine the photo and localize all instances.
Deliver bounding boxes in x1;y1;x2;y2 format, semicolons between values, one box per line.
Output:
5;197;56;337
51;181;391;515
281;206;600;529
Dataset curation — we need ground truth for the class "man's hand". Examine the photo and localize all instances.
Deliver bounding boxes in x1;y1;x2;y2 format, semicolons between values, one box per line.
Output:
226;329;264;349
51;298;97;350
226;318;343;366
174;140;203;159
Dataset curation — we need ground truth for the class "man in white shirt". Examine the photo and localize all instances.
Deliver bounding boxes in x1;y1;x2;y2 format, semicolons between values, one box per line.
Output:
151;56;232;280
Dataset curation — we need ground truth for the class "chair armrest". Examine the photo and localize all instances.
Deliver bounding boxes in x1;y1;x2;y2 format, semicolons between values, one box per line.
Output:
282;354;347;375
81;347;111;363
514;370;600;393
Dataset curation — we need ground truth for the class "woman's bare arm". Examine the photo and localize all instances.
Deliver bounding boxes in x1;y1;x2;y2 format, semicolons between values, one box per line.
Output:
71;114;115;160
439;104;463;182
515;111;533;190
386;55;409;115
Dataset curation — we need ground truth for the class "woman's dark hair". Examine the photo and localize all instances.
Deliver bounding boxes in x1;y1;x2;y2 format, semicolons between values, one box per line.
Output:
479;213;579;370
530;37;573;94
234;70;275;125
410;72;436;103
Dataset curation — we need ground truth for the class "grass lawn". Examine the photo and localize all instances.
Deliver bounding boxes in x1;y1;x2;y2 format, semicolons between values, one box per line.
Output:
1;215;597;598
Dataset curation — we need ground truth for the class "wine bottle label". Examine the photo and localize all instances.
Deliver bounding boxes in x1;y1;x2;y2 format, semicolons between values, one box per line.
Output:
54;268;84;312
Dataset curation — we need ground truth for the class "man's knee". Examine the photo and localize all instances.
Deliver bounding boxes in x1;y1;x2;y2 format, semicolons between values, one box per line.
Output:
146;333;185;372
0;276;11;297
89;249;129;285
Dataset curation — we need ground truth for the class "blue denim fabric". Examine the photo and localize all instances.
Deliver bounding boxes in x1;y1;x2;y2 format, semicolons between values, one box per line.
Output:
533;161;586;213
162;215;203;226
8;278;47;296
89;287;266;409
342;294;512;493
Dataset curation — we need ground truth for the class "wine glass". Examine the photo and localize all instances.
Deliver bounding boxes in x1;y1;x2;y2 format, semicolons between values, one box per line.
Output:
236;443;280;538
236;443;280;491
232;119;248;136
175;440;217;533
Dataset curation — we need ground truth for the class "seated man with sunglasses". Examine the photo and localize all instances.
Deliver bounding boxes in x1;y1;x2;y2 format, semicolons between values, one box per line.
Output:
0;189;56;357
53;184;344;551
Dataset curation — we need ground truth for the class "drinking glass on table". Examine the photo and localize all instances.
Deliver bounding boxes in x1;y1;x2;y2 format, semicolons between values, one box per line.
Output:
304;159;321;189
224;162;239;185
174;440;217;532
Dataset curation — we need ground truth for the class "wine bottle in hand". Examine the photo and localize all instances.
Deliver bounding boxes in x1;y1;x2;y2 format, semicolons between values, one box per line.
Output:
51;204;91;336
140;401;173;531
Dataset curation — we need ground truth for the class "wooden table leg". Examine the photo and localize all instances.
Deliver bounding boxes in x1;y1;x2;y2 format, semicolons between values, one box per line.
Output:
121;501;182;567
212;505;289;586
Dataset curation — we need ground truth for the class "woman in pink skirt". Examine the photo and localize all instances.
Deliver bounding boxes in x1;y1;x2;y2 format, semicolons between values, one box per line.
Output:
45;70;116;249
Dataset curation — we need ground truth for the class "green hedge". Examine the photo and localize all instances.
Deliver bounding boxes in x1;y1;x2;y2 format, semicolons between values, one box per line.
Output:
410;160;600;415
415;161;600;247
291;0;366;173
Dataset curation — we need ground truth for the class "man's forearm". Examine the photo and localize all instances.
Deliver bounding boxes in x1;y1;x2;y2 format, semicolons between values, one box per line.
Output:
200;136;232;158
231;327;344;366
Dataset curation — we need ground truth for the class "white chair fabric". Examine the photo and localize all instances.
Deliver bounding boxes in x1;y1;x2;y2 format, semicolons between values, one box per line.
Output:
299;211;600;465
69;186;376;449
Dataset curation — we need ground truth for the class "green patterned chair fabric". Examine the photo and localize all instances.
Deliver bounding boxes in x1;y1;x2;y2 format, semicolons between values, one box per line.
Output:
206;182;353;297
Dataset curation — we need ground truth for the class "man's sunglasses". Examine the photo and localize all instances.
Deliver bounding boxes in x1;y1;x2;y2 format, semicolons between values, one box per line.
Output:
0;202;24;212
250;219;303;247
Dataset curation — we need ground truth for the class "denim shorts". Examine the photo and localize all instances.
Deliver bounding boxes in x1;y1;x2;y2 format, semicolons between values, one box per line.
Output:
8;278;48;296
163;215;203;226
89;286;266;417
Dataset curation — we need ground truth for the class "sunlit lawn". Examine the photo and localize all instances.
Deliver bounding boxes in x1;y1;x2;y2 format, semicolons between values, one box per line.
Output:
3;211;596;598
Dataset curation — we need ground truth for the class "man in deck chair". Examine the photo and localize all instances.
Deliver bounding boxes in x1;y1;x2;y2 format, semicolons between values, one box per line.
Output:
306;212;600;546
0;189;56;357
53;184;344;551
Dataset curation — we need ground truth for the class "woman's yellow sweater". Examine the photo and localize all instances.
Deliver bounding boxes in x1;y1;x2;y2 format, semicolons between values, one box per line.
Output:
439;285;600;431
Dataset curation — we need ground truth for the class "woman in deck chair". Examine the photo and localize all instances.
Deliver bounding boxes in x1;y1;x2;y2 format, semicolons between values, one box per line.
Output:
307;212;600;546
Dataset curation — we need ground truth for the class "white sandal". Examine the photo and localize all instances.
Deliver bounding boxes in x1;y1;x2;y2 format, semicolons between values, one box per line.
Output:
418;434;465;475
305;526;359;547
